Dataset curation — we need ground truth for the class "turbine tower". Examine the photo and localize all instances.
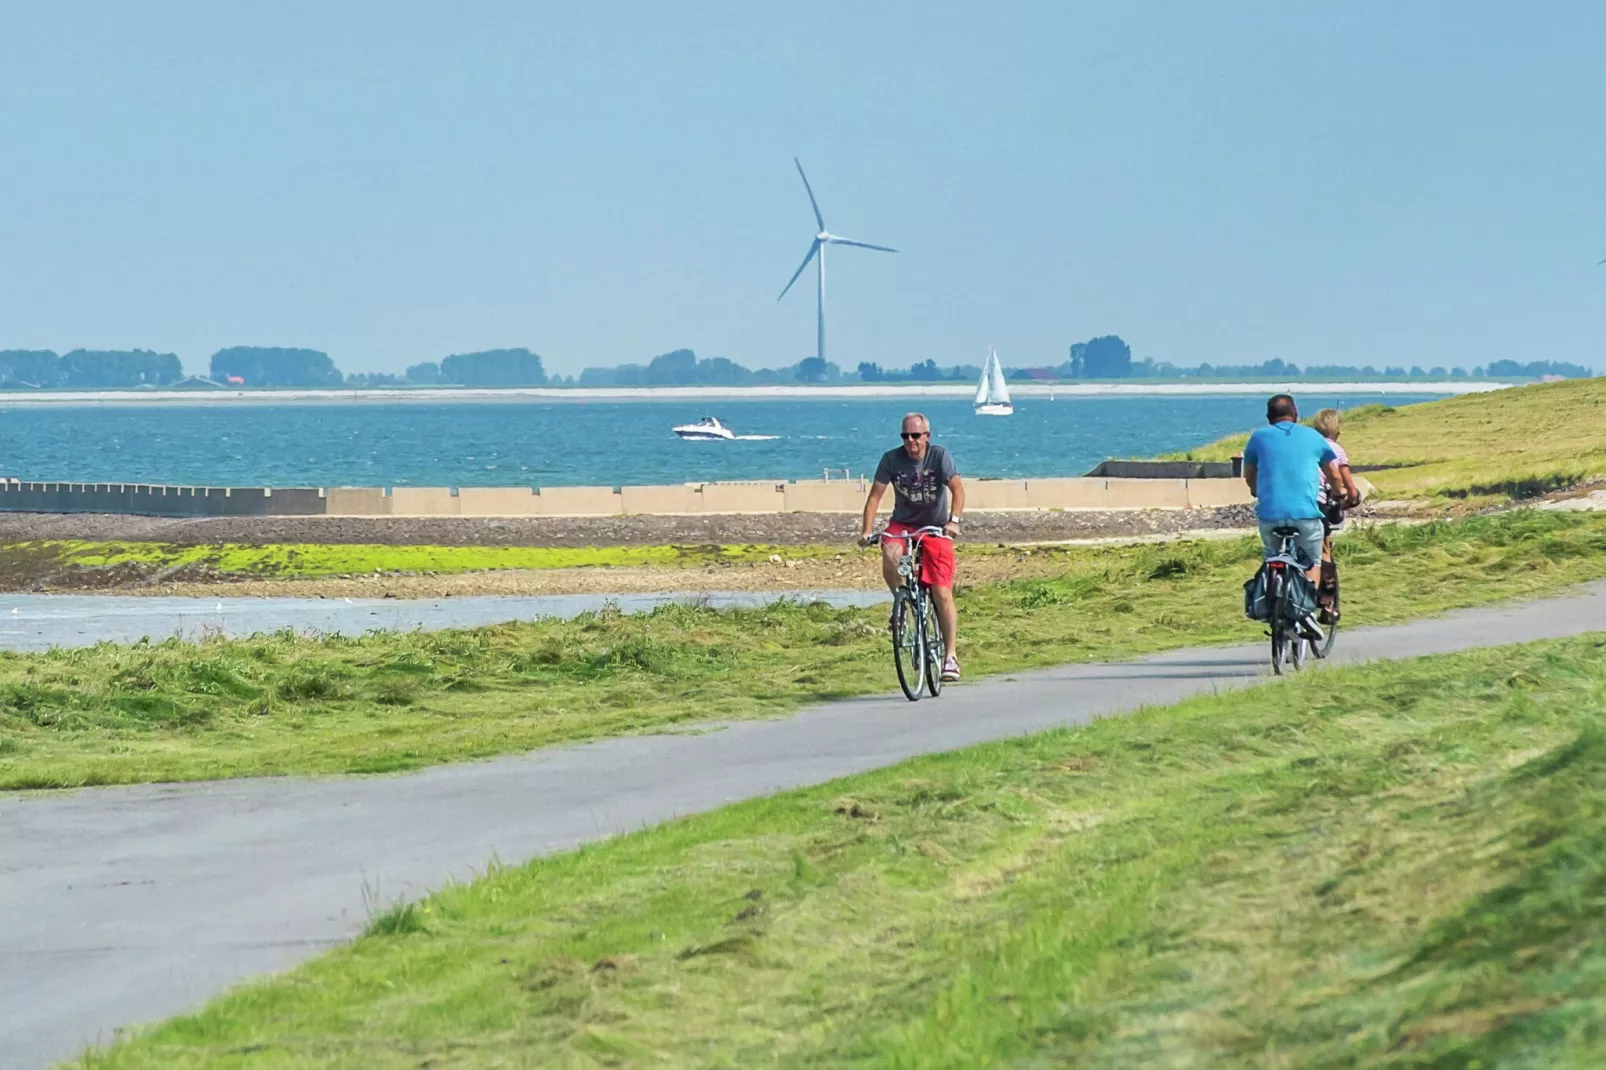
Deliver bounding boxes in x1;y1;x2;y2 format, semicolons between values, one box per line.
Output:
776;158;896;367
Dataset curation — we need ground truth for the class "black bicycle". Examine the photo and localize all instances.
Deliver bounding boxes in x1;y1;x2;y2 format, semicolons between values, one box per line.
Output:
864;526;950;701
1262;526;1331;675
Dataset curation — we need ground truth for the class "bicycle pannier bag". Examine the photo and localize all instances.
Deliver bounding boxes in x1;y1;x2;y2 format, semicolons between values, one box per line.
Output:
1244;566;1270;621
1245;564;1318;622
1282;570;1319;618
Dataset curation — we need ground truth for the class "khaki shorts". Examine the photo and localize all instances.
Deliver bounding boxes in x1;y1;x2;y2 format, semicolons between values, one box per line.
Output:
1259;518;1323;568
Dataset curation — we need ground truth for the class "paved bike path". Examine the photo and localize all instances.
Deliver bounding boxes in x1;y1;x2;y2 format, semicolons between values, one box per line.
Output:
6;581;1606;1068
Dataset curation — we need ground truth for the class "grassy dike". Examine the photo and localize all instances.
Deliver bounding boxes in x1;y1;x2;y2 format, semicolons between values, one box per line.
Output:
5;509;1606;790
76;632;1606;1068
1171;374;1606;503
0;539;844;582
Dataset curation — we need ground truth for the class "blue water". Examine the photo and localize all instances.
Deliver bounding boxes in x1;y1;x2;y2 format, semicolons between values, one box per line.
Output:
0;395;1440;487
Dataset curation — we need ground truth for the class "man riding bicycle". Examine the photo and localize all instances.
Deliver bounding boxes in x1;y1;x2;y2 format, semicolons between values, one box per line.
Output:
859;412;966;682
1242;394;1349;640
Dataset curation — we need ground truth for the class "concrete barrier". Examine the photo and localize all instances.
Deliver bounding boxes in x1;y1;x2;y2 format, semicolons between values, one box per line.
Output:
326;487;390;516
390;488;460;516
1024;478;1111;510
260;487;327;516
0;476;1258;518
701;482;788;514
781;480;872;513
533;486;623;516
457;487;539;517
1106;478;1190;509
620;485;705;514
1185;478;1255;508
965;479;1031;510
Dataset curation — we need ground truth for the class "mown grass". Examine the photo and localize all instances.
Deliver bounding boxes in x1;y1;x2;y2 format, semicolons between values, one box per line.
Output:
1168;375;1606;503
5;509;1606;790
0;539;847;581
76;633;1606;1068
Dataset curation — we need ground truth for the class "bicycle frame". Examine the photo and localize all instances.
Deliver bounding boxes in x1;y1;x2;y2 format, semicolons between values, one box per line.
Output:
1264;529;1313;675
866;525;951;700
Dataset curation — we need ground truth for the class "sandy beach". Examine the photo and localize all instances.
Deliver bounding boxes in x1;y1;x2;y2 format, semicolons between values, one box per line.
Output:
0;380;1510;405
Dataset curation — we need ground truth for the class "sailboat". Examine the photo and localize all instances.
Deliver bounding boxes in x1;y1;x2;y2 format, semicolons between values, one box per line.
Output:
974;345;1013;416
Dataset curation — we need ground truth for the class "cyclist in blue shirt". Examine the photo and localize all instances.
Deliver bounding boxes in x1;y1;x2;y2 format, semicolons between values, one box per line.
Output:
1242;394;1345;629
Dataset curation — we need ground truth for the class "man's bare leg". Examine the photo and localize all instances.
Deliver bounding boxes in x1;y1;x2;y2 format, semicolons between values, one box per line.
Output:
880;540;903;591
931;584;957;657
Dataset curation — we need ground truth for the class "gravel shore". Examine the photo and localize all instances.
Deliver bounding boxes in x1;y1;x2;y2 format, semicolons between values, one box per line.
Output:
0;507;1266;597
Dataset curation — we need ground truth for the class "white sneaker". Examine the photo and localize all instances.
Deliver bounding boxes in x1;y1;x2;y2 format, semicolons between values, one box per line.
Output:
1299;614;1325;642
941;656;961;682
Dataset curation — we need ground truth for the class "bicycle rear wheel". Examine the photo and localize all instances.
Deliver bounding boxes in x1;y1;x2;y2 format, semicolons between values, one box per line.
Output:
1268;571;1293;676
922;590;944;697
892;592;924;701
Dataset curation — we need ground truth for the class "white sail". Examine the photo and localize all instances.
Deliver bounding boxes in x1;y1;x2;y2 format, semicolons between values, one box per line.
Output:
974;346;1014;415
986;348;1011;405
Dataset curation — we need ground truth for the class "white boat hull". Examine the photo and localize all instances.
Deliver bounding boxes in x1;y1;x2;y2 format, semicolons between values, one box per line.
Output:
974;403;1014;416
673;429;735;441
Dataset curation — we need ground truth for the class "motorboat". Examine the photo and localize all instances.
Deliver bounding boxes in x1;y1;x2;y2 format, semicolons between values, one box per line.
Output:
974;345;1013;416
672;416;737;441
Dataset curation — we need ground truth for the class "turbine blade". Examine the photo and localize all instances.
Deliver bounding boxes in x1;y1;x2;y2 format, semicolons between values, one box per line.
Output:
777;239;821;301
826;236;898;253
794;157;825;231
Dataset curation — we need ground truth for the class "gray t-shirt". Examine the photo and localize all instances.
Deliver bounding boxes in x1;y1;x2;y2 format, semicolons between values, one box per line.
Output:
874;443;958;528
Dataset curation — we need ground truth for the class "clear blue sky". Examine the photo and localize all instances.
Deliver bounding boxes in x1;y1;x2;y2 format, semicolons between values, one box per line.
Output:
2;1;1603;377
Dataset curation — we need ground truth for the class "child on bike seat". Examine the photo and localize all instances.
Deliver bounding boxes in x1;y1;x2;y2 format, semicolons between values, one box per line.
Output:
1311;408;1360;620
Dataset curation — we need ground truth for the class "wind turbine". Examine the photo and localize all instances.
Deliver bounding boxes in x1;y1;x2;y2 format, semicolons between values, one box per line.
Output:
776;157;897;367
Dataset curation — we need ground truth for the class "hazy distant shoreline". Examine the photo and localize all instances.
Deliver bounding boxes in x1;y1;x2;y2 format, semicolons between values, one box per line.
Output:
0;381;1510;406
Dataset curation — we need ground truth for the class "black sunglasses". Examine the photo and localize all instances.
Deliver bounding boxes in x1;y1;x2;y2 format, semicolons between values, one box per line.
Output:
900;431;928;440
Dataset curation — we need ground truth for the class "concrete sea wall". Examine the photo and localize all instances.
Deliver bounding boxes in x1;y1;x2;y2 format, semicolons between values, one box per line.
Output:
0;477;1253;519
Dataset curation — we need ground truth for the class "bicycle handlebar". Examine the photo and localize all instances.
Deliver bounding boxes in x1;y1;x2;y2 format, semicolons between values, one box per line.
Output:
861;525;953;546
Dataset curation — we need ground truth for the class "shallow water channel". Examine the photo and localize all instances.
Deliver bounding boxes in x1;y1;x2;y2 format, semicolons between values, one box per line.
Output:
0;590;890;653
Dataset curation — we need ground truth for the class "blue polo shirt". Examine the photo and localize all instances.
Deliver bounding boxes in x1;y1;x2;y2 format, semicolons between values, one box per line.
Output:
1243;420;1336;520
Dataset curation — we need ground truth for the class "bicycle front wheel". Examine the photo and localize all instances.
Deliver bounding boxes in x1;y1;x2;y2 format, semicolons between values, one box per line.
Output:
922;590;944;697
892;592;925;701
1313;564;1339;660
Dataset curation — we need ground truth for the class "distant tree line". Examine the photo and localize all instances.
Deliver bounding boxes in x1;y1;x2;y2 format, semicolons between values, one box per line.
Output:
0;345;558;390
857;359;982;382
0;349;184;389
1004;335;1597;382
578;349;858;386
210;347;343;387
2;338;1593;391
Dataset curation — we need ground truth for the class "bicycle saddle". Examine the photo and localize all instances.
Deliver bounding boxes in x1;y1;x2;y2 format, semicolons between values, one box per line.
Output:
1270;524;1301;537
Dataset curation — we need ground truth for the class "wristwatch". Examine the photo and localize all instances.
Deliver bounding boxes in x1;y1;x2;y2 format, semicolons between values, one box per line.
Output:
948;516;963;525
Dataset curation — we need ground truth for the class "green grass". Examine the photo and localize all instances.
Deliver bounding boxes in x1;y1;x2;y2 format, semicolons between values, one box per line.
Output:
76;633;1606;1068
0;539;847;581
6;509;1606;790
1166;375;1606;503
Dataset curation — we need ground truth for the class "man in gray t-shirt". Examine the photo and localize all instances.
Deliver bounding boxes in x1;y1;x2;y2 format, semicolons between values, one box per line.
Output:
859;412;967;681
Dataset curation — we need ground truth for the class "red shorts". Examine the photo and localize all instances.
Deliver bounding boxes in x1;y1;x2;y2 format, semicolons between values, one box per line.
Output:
884;522;956;588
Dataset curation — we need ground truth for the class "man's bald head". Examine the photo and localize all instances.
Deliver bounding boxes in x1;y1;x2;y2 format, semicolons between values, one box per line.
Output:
1266;394;1298;423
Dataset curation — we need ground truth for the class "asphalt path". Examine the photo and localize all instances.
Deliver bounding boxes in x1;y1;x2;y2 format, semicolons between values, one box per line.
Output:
5;580;1606;1068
